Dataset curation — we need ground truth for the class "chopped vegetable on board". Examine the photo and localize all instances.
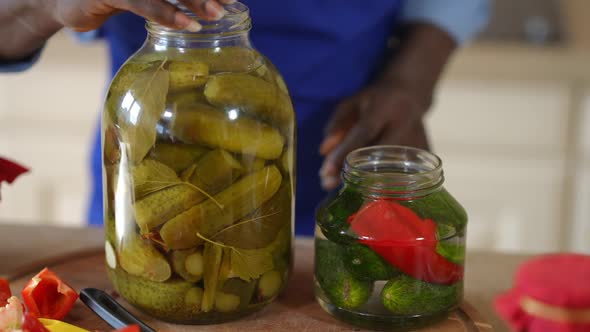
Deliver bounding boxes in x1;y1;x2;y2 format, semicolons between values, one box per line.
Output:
21;268;79;320
113;325;140;332
22;312;50;332
0;296;24;331
0;278;12;307
0;158;29;201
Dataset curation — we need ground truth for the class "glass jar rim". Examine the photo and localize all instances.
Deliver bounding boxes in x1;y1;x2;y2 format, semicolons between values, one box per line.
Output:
147;2;251;37
342;145;444;196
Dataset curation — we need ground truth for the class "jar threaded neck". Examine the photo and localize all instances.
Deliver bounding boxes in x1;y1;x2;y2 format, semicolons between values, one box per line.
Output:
342;145;444;197
146;2;251;38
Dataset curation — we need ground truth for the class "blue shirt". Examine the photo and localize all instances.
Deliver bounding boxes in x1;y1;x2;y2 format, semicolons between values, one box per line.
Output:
2;0;489;235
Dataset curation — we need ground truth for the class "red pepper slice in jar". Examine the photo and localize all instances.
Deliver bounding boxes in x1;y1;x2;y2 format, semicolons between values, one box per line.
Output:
349;200;463;285
21;268;79;320
0;278;11;307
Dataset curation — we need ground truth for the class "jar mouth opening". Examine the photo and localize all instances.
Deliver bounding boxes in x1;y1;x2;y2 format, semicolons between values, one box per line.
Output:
147;2;251;36
343;145;443;195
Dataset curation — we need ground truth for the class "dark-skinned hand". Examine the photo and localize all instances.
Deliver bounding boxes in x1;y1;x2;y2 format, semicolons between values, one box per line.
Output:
319;79;431;190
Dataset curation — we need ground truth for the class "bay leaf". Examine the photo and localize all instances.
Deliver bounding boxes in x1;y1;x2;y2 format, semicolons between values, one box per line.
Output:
197;233;274;283
132;160;181;199
213;184;291;249
201;242;223;313
218;247;232;284
181;149;243;196
117;60;169;164
230;247;274;282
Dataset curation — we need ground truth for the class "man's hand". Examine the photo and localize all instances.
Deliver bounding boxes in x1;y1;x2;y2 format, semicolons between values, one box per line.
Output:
41;0;236;33
319;79;431;190
319;24;456;191
0;0;234;60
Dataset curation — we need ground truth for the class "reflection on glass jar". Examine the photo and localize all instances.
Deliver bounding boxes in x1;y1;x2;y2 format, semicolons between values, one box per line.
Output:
102;2;295;324
314;146;467;330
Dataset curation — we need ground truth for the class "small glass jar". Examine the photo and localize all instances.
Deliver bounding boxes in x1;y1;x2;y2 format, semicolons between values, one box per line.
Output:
102;2;295;324
315;146;467;330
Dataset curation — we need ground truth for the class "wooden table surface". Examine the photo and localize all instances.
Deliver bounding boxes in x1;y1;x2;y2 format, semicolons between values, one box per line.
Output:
0;224;529;331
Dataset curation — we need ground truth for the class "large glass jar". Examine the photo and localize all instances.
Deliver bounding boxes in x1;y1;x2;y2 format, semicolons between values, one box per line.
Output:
102;3;295;324
315;146;467;330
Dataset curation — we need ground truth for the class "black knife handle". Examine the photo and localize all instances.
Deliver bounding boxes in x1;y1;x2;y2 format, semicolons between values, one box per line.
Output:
80;288;157;332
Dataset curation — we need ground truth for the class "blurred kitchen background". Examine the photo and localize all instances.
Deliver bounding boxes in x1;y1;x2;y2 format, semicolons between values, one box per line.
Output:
1;0;589;254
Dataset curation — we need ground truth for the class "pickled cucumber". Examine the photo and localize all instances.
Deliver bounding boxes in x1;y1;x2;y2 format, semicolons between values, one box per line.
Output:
107;268;197;321
316;187;363;245
214;292;240;312
218;248;233;284
181;149;243;194
280;147;292;175
204;74;293;125
222;278;256;309
184;287;204;311
201;243;223;312
185;251;204;278
239;154;266;173
170;249;202;282
160;165;282;249
400;189;468;235
167;90;208;107
257;270;282;300
172;104;284;160
315;240;373;309
381;275;461;315
436;242;465;265
134;184;205;234
343;244;400;281
168;61;209;91
118;233;171;282
176;47;263;73
149;143;209;173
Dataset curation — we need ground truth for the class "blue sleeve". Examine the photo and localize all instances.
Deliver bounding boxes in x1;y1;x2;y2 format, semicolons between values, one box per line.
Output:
0;27;103;73
0;47;43;73
400;0;491;45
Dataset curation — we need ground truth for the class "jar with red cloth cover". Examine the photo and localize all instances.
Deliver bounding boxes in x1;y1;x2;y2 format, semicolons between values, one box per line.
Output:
314;146;467;330
495;254;590;332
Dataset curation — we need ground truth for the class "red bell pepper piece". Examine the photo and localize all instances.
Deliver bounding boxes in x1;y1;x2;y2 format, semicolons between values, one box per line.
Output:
349;200;463;285
22;312;50;332
21;268;79;320
0;278;11;307
0;158;29;201
113;325;140;332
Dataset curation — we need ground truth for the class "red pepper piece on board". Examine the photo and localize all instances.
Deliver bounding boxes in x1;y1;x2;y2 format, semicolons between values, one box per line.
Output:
22;312;50;332
21;268;79;320
349;200;463;285
0;278;11;307
113;325;140;332
0;158;29;201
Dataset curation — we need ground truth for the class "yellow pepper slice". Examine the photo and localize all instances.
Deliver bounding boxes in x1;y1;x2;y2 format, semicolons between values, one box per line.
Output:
39;318;90;332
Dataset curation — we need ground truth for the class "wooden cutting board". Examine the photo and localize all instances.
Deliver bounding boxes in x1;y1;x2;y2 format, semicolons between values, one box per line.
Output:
7;240;493;332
